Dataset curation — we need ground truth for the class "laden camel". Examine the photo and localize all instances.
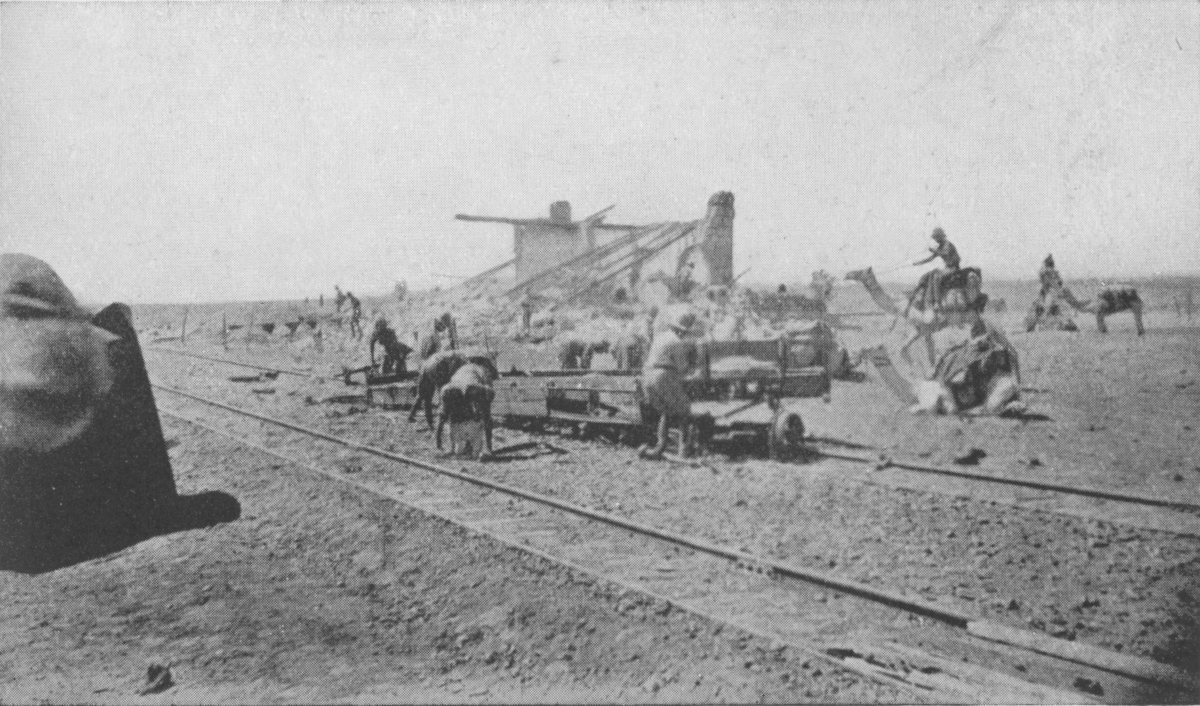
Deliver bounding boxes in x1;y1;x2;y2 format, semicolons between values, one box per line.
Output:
1025;285;1144;336
845;266;983;367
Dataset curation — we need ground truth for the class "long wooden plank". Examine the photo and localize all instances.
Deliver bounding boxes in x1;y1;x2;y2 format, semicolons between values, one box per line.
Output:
863;345;918;406
502;222;671;297
969;619;1200;692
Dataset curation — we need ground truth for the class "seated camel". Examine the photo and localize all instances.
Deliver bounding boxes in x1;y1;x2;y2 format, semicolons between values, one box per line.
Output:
910;316;1022;417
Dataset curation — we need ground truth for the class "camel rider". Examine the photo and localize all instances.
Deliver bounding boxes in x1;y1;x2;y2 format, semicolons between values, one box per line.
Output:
369;317;412;377
913;227;960;309
1039;254;1063;297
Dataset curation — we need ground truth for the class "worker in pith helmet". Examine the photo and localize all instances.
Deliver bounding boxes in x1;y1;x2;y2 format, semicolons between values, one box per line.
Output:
914;227;960;271
640;307;701;460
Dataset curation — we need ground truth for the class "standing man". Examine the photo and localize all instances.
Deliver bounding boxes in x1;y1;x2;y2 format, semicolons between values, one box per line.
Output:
334;285;345;313
675;262;697;300
418;314;452;360
519;292;534;335
440;312;458;350
369;317;412;377
346;291;363;339
639;308;699;460
912;227;960;309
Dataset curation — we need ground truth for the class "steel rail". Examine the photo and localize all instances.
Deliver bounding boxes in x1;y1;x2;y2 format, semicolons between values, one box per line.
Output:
158;407;937;702
152;381;1198;693
145;346;317;378
810;444;1200;512
145;345;1198;513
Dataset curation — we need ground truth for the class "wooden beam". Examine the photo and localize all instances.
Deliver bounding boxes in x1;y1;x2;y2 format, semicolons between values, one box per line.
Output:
579;204;616;223
455;214;565;227
458;257;516;289
559;222;699;306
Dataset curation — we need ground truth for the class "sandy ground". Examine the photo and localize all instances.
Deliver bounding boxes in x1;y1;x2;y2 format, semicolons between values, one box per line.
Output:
0;419;900;704
2;291;1198;702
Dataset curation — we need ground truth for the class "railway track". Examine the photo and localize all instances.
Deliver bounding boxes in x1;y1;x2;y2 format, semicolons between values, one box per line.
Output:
145;346;318;378
145;345;1200;534
154;381;1198;704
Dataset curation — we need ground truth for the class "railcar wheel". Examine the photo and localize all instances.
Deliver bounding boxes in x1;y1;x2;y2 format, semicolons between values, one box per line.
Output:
768;410;805;460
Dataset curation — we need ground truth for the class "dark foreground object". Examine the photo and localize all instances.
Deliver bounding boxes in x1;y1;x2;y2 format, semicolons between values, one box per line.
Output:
0;304;238;574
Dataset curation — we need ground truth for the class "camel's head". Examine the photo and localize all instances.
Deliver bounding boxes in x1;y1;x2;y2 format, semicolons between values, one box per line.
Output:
844;267;873;282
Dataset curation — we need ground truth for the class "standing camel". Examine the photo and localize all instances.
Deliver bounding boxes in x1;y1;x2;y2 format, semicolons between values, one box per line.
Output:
1026;283;1144;336
845;266;983;367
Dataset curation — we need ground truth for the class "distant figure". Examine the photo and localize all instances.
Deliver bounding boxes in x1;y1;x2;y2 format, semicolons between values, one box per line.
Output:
610;328;647;371
418;314;450;360
1038;254;1063;297
334;285;346;313
558;337;607;370
346;292;363;339
778;284;787;294
441;312;458;350
640;308;699;460
370;318;412;377
676;262;697;299
1025;254;1088;332
319;293;324;308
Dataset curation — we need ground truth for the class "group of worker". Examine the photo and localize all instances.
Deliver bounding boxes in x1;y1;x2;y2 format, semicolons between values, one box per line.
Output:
365;311;456;380
349;226;1014;459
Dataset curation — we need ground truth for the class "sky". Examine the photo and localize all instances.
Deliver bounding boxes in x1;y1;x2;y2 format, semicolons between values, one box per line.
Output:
1;1;1197;304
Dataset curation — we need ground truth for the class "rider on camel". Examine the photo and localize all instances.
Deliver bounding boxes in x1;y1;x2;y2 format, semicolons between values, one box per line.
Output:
912;227;960;309
1039;254;1063;297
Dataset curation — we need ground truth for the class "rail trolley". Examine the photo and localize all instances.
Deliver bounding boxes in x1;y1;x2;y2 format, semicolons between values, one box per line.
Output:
342;331;833;459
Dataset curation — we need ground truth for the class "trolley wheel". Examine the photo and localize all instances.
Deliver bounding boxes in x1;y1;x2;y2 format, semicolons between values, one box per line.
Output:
768;410;805;460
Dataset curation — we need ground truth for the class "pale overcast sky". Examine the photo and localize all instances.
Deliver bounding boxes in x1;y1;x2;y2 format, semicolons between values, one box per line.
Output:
1;1;1197;303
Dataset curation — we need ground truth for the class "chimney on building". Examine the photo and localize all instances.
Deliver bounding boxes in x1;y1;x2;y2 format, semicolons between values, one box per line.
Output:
699;191;735;286
549;201;572;225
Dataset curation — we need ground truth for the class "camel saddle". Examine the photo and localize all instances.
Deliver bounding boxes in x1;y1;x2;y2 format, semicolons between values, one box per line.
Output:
914;266;982;310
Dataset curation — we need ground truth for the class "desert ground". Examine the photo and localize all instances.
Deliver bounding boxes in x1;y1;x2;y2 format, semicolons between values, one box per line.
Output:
1;276;1198;703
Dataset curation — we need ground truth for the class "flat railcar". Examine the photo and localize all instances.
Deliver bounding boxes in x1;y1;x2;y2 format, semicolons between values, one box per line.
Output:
347;337;830;459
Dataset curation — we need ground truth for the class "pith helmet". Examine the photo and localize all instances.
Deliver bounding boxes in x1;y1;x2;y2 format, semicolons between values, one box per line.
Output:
0;253;117;454
667;308;700;336
1;253;81;318
931;227;947;241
